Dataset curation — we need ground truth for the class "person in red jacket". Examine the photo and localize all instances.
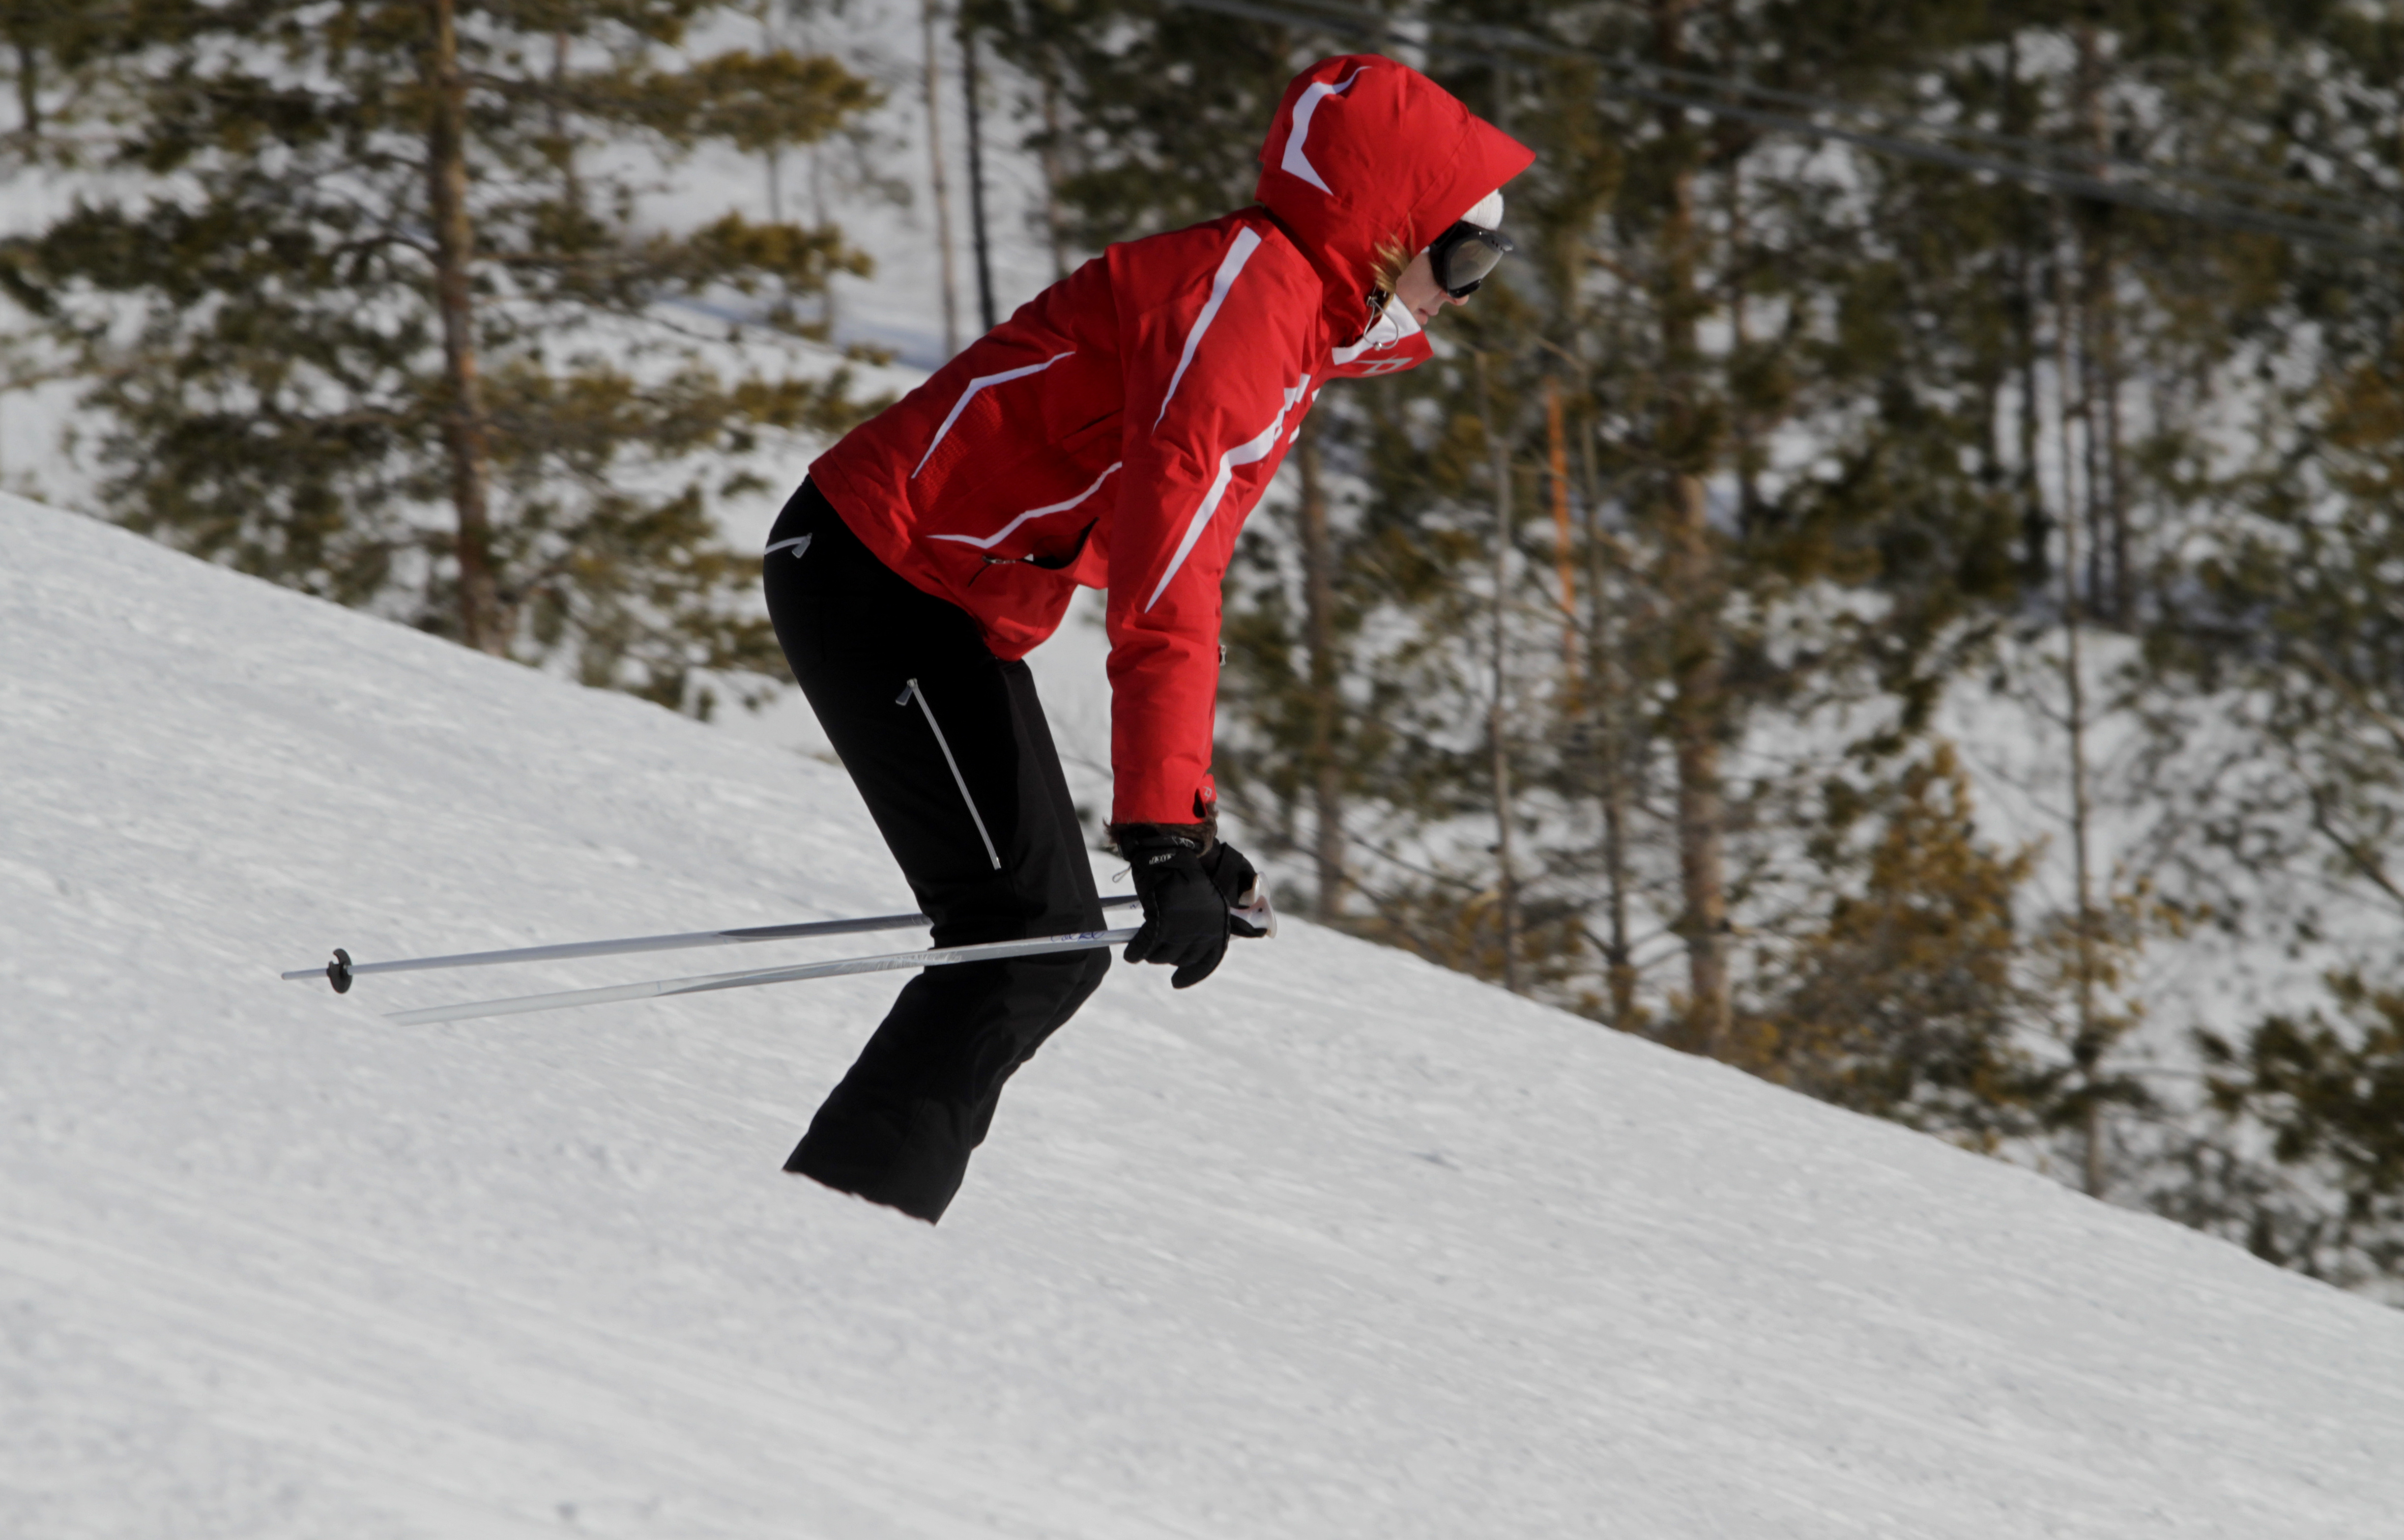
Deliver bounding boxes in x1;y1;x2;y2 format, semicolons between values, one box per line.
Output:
763;54;1533;1221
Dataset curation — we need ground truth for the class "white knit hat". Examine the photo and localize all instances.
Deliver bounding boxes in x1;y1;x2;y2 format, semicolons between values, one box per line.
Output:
1460;191;1505;229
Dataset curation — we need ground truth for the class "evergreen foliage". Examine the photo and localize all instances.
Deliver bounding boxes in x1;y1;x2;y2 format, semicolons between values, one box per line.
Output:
9;0;2404;1300
973;0;2404;1295
966;0;1331;247
1753;743;2043;1145
0;0;883;713
2197;975;2404;1298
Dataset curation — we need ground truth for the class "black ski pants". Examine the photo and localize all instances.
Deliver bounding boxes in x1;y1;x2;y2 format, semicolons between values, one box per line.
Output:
761;479;1108;1223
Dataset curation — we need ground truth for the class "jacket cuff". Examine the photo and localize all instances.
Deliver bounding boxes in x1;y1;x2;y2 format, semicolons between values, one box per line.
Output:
1107;817;1218;856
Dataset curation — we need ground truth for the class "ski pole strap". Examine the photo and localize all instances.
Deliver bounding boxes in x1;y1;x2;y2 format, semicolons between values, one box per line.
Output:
385;927;1142;1027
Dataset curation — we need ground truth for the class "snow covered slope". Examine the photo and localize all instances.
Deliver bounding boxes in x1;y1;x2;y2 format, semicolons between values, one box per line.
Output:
5;492;2403;1539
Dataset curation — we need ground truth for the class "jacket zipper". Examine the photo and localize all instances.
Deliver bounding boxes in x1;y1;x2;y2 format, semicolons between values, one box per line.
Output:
898;678;1002;870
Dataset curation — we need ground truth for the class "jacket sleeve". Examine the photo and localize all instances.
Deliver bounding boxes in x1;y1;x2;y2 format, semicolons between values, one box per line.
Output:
1105;226;1316;827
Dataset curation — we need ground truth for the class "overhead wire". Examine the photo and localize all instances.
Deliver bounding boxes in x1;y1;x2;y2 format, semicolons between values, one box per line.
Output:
10;0;2392;254
1159;0;2402;260
1433;3;2382;226
1179;0;2349;204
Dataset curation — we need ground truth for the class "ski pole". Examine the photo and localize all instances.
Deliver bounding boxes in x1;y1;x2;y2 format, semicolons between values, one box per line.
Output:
385;927;1143;1027
281;896;1142;993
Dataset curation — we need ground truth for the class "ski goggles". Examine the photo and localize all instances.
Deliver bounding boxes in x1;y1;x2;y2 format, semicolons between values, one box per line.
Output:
1429;219;1515;298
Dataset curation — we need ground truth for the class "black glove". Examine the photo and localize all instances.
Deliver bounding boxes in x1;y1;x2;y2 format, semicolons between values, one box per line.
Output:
1119;829;1232;989
1202;841;1271;940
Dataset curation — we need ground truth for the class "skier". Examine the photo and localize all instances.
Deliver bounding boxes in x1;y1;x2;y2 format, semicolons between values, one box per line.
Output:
762;54;1533;1221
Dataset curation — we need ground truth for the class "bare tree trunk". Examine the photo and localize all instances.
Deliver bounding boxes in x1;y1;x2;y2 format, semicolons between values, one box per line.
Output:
1037;68;1069;283
920;0;959;356
2098;302;2128;622
14;38;39;141
764;143;784;223
1667;471;1729;1052
549;29;585;212
959;23;996;335
2012;242;2048;584
1654;0;1729;1053
2073;22;2128;627
424;0;504;656
2066;492;2106;1201
1296;413;1346;917
1580;433;1637;1029
1545;376;1577;677
1480;352;1523;994
794;3;832;330
2004;36;2049;588
753;1;783;223
1720;133;1760;530
2053;215;2106;1199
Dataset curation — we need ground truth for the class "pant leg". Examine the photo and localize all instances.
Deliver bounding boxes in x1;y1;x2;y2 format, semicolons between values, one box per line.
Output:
761;480;1107;1222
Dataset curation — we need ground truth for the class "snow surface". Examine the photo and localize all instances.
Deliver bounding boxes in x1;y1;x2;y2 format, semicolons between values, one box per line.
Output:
7;489;2404;1538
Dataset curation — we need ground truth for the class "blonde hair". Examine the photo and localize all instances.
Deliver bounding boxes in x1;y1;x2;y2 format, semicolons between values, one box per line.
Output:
1354;235;1417;341
1366;235;1414;301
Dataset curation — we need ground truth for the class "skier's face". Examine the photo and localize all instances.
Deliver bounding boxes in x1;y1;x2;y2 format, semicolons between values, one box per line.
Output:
1393;249;1469;326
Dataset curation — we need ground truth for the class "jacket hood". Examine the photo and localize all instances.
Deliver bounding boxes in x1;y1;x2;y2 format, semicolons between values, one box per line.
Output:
1254;55;1535;324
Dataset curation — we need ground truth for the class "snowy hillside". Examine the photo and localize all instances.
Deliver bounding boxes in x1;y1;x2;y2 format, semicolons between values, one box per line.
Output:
6;490;2404;1538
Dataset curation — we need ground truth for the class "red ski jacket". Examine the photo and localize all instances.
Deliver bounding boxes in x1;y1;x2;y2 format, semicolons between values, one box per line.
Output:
808;55;1533;827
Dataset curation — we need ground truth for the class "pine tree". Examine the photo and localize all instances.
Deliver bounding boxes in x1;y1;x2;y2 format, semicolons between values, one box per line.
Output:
1291;2;2037;1027
2196;974;2404;1298
0;0;881;713
965;0;1374;920
2112;3;2404;1254
0;0;124;158
1754;743;2043;1145
943;6;2404;1293
966;0;1329;248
